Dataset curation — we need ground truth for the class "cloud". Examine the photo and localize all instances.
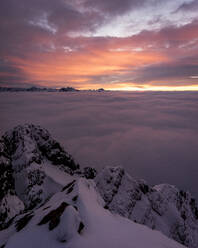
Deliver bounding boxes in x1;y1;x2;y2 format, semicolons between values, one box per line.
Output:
83;0;146;16
175;0;198;12
0;0;103;55
132;57;198;85
1;92;198;198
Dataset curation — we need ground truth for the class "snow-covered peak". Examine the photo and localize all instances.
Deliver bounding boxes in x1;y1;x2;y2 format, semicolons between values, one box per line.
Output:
0;124;81;228
3;124;79;172
96;167;198;248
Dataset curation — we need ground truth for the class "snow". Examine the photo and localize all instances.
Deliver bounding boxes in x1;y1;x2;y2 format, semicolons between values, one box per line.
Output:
3;179;185;248
0;194;24;221
43;161;74;187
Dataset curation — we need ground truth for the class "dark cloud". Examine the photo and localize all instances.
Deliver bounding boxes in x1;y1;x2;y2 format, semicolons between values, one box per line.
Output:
127;19;198;49
0;0;103;55
176;0;198;12
0;0;102;34
0;59;21;75
0;58;27;85
133;58;198;85
83;0;146;16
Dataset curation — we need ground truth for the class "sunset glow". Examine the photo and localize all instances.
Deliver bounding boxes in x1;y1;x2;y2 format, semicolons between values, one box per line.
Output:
106;85;198;91
1;0;198;90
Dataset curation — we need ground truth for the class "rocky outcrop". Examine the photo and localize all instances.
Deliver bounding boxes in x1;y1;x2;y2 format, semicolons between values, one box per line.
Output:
2;124;79;172
95;167;198;248
0;124;80;228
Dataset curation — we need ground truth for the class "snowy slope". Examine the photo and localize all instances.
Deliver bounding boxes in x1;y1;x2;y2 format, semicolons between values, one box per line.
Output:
0;178;185;248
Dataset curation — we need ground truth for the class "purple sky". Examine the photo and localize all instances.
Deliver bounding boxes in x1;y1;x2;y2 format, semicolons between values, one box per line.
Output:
1;0;198;90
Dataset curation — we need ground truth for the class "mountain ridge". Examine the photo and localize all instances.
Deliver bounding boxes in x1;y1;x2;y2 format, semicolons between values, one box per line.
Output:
0;124;197;247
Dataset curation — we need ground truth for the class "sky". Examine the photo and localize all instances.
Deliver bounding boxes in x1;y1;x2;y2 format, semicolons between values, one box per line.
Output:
0;0;198;90
1;91;198;198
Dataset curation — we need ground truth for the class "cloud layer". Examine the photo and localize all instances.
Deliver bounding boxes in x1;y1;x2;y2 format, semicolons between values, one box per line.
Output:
1;92;198;198
0;0;198;89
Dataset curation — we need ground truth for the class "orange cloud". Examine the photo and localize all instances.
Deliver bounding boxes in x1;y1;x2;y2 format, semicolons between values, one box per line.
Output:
6;46;169;89
3;19;198;90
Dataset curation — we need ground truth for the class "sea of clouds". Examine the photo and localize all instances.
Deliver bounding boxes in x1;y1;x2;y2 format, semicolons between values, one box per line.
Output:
1;91;198;198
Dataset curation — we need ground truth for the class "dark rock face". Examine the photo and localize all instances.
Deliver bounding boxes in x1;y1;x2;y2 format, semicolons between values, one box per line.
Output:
0;140;15;201
15;213;34;232
83;167;97;179
38;202;69;230
61;180;76;192
78;222;84;234
0;140;17;230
